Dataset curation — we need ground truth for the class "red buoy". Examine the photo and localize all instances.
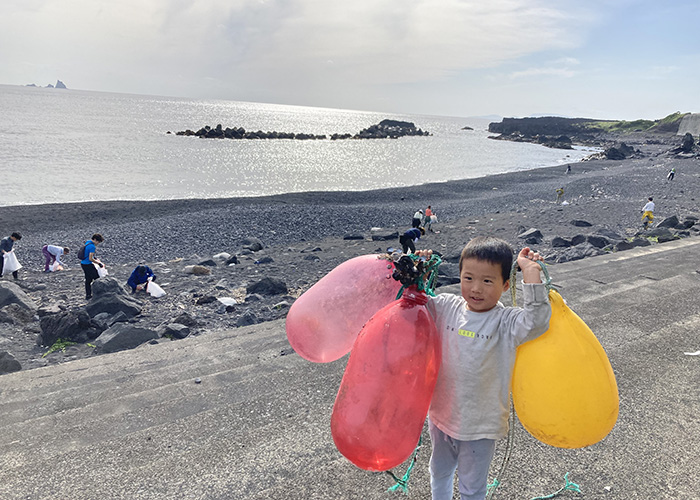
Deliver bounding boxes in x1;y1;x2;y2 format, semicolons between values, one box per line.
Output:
331;286;441;471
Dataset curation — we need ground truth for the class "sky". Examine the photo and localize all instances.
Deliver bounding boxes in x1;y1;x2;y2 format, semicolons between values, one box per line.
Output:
1;0;699;120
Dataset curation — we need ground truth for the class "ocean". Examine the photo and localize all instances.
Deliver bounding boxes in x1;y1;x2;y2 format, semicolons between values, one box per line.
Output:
0;84;595;207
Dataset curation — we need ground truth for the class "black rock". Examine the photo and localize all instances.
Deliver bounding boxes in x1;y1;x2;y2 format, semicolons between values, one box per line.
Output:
0;282;38;312
551;237;572;248
371;231;399;241
586;235;609;248
247;277;288;296
225;255;239;265
303;255;320;261
571;220;593;227
681;132;695;152
195;295;217;305
656;215;679;228
198;259;218;267
0;351;22;374
517;228;543;241
255;256;274;264
614;241;634;251
241;237;264;252
555;243;605;263
571;234;587;246
39;309;106;346
158;323;191;339
343;234;365;240
93;323;159;353
236;310;258;327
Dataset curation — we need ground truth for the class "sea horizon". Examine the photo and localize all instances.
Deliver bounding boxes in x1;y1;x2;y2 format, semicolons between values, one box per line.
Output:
1;84;595;207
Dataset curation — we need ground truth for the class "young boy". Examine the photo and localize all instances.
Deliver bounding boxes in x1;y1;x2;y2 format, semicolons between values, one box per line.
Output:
80;233;104;300
126;265;156;293
421;236;551;500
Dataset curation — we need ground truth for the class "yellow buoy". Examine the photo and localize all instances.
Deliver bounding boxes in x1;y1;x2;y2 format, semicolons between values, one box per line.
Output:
512;290;619;448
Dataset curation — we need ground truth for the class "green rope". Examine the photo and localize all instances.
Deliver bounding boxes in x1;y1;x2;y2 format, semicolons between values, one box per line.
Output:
486;399;516;499
510;259;552;307
386;436;422;494
529;473;581;500
395;254;443;300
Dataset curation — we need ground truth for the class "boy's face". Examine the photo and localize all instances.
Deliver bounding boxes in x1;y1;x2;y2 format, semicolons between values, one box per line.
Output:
460;258;510;312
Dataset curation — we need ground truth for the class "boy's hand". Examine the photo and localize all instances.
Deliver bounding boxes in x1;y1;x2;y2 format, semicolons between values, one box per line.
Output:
414;249;433;259
517;247;544;283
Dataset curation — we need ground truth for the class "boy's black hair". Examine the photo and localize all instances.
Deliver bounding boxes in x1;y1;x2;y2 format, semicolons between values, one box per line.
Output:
11;232;22;240
648;197;653;201
92;233;104;242
458;236;514;283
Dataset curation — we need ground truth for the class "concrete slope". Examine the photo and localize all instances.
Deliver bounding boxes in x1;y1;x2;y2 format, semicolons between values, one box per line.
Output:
1;238;699;499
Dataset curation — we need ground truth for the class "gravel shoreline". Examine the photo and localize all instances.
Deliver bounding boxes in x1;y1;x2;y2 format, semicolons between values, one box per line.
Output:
2;132;699;372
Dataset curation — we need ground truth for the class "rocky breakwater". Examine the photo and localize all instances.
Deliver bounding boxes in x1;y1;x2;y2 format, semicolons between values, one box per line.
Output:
170;119;430;141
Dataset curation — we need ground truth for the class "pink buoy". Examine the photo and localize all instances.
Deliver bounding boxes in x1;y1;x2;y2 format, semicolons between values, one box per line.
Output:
286;254;401;363
331;286;441;471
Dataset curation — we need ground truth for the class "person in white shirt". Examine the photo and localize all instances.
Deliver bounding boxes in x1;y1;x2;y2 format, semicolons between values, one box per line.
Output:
642;197;655;229
412;209;423;228
42;245;70;272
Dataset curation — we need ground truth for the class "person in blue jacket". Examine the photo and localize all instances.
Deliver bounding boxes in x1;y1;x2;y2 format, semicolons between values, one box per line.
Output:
127;265;156;293
399;227;425;254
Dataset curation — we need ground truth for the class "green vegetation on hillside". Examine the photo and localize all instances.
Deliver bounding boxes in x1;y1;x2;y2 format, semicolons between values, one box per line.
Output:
578;112;688;134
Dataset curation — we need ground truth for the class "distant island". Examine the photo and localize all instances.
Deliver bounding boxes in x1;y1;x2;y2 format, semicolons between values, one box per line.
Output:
25;80;67;89
170;119;431;141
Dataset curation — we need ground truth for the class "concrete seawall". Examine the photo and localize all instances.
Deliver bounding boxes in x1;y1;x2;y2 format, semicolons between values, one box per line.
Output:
1;237;699;499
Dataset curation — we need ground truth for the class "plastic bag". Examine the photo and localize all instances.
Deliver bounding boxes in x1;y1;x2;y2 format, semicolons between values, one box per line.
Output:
94;263;108;278
50;262;63;272
2;252;22;275
512;289;619;448
146;281;166;298
331;286;441;471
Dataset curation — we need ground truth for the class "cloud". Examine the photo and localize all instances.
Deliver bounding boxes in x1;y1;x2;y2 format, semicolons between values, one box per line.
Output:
0;0;595;95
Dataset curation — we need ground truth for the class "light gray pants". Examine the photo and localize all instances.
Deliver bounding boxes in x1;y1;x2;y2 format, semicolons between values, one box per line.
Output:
429;420;496;500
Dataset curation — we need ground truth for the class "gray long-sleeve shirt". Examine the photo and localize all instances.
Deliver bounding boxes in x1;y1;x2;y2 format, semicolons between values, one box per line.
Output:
426;283;551;441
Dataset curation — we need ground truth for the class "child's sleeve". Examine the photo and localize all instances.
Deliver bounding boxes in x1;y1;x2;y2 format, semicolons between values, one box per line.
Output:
503;283;551;345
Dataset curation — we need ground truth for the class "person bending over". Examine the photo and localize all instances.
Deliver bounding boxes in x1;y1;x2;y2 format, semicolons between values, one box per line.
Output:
127;265;156;293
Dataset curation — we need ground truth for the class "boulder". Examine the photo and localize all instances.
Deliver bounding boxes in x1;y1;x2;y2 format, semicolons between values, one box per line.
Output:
93;323;159;353
517;228;543;241
0;282;37;312
614;240;634;251
0;303;36;324
681;132;695;152
247;277;288;296
92;277;130;297
0;351;21;374
371;231;399;241
236;310;259;327
586;235;610;249
629;237;651;248
570;220;593;227
437;262;461;286
85;294;142;318
241;237;264;252
38;309;106;346
184;265;211;275
571;234;587;246
173;311;199;327
682;216;697;229
158;323;191;339
555;243;605;263
197;259;217;267
656;215;679;229
551;237;572;248
604;147;626;160
195;295;217;305
595;228;624;240
646;227;675;240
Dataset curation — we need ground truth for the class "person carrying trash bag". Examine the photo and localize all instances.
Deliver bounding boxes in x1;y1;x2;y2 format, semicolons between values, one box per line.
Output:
127;265;157;293
79;233;105;300
42;245;70;272
0;232;23;280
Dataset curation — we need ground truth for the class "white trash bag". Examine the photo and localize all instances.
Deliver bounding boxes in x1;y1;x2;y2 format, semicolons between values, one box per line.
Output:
94;263;108;278
2;252;22;275
50;261;63;272
147;281;166;298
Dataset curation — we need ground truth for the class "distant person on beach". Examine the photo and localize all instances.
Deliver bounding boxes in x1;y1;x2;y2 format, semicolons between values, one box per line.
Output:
399;227;425;254
80;233;104;300
127;265;157;293
566;164;572;174
556;187;564;204
42;245;69;272
415;237;550;500
642;197;655;229
424;205;435;232
412;210;423;228
667;168;675;181
0;232;22;280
